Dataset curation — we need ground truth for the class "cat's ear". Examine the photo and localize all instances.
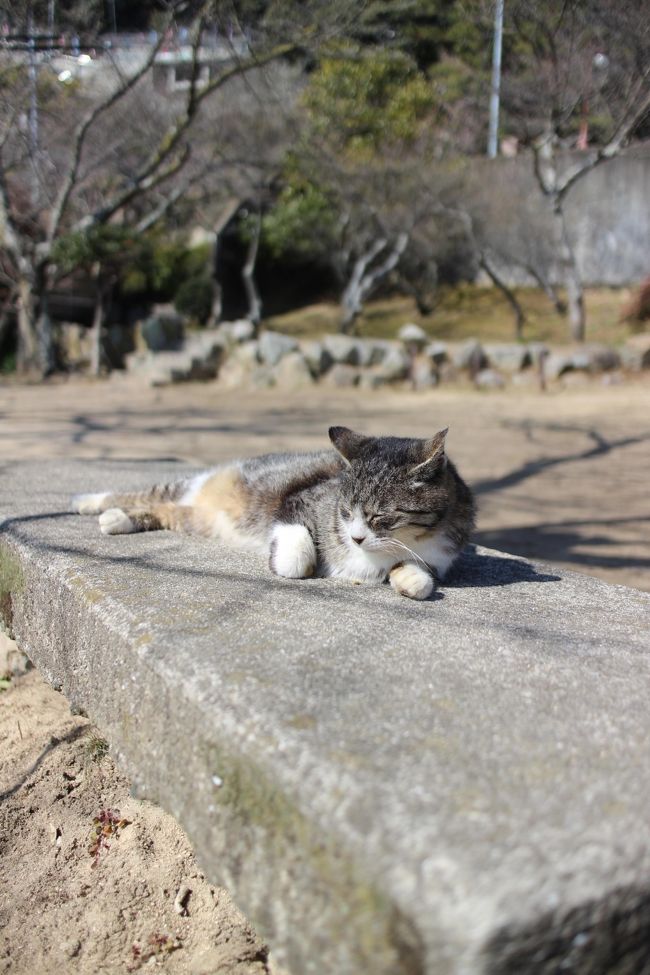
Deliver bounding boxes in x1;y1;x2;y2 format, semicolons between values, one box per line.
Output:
410;428;448;478
329;426;370;463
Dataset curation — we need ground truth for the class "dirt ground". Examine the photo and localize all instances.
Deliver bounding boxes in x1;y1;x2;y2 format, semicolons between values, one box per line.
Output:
0;666;273;975
1;374;649;973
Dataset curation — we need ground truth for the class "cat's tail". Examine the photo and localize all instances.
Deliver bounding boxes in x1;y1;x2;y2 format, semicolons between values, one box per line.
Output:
71;479;187;516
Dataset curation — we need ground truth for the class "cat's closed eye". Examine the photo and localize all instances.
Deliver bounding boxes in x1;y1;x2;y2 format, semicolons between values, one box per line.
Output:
397;508;432;516
368;513;399;530
339;505;351;519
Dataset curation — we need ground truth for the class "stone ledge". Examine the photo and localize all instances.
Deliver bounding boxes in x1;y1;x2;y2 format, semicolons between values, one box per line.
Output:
2;459;650;975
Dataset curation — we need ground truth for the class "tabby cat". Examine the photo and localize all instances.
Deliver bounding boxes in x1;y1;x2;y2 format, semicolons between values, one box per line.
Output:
72;426;475;600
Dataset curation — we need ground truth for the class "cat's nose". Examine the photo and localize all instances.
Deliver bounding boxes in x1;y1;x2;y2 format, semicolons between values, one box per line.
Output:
351;534;366;546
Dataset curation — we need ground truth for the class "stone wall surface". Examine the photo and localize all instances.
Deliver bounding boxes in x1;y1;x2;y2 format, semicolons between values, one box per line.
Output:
471;148;650;287
121;322;650;391
2;460;650;974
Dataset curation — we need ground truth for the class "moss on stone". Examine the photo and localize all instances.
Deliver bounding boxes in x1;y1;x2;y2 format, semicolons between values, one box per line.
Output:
0;542;24;638
205;740;425;973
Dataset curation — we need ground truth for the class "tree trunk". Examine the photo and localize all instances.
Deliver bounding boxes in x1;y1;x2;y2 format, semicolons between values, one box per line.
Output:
209;231;222;326
16;266;54;376
90;265;106;377
242;210;262;330
479;253;526;340
525;265;566;315
0;290;15;357
16;275;40;374
555;204;585;342
340;234;408;335
37;295;55;375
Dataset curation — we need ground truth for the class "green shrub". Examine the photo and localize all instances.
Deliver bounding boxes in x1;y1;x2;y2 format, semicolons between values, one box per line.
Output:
183;243;212;279
174;276;214;325
0;349;16;375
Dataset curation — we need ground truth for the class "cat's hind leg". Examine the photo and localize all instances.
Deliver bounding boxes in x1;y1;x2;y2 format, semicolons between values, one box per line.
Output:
99;503;196;536
72;492;112;514
269;523;317;578
72;481;186;516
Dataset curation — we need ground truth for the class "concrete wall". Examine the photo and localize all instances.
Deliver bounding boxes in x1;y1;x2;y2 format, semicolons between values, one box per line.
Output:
472;147;650;286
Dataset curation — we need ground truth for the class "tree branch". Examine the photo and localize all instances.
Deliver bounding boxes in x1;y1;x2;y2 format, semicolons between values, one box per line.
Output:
0;163;24;267
47;21;172;246
84;145;192;228
556;69;650;203
84;39;299;233
133;159;215;233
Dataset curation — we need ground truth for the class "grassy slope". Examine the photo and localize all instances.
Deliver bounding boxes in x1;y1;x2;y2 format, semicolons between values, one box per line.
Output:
266;285;637;346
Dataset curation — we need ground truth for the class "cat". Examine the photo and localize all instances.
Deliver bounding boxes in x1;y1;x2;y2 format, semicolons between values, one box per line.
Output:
71;426;475;600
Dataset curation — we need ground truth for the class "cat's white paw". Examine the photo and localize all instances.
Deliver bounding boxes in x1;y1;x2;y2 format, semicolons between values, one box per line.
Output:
99;508;135;535
71;492;110;514
389;563;435;600
270;524;316;578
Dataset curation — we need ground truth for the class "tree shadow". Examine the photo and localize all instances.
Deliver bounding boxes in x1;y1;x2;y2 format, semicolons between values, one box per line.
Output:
473;422;650;498
476;517;650;574
0;724;87;804
471;420;650;583
67;407;331;450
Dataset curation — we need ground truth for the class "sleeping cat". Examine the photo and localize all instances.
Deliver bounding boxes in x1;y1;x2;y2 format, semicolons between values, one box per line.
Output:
71;426;475;600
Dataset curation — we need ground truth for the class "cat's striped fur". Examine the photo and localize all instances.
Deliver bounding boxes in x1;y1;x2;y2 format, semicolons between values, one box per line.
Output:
72;426;475;600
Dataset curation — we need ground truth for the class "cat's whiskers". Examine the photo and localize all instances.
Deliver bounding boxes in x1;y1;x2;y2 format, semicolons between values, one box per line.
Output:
366;536;430;570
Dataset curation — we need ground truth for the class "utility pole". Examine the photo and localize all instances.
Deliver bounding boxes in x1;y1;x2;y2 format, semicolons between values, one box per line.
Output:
487;0;504;158
27;10;39;197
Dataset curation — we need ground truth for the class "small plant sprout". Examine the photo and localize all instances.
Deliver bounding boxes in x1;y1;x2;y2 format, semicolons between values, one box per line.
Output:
88;807;131;867
84;733;109;762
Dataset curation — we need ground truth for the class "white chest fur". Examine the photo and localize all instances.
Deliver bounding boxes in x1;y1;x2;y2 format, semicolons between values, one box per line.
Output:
394;527;457;579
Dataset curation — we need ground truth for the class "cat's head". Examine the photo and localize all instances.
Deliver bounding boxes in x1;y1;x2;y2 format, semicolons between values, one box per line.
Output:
328;426;452;553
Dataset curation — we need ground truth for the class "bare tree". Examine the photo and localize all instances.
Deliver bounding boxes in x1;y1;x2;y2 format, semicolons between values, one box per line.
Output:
502;0;650;340
0;2;328;375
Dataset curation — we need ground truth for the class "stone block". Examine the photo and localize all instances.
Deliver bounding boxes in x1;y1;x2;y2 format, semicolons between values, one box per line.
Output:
623;334;650;369
410;354;439;390
273;352;315;389
452;339;488;372
424;341;448;365
398;322;428;349
230;340;260;367
544;352;575;380
300;341;334;378
484;344;531;373
474;367;506;389
322;335;361;366
228;319;257;344
4;461;650;975
258;331;299;367
377;345;410;381
138;313;184;352
357;368;393;390
322;363;360;387
571;345;621;373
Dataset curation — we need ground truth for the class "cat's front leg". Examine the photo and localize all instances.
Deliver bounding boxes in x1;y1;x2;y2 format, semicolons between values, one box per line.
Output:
269;523;317;579
389;562;436;600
